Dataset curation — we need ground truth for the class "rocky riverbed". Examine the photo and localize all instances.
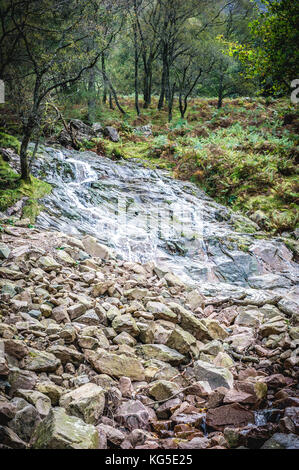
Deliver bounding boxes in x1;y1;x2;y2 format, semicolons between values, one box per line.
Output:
0;223;298;449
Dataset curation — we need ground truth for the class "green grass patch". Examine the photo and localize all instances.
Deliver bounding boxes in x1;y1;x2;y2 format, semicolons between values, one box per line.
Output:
0;156;52;222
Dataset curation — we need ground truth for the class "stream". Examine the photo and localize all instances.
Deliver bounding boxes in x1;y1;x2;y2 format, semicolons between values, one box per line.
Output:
30;145;299;294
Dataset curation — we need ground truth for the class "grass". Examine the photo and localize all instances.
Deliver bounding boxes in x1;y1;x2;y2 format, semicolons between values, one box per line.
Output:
0;152;52;222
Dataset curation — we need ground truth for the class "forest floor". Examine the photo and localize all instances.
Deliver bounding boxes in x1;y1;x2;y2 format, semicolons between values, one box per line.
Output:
0;96;298;233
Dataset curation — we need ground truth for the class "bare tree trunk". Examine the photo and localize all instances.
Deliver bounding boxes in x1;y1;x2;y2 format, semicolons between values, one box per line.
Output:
109;91;114;109
20;121;34;181
218;73;224;109
88;66;96;124
158;46;168;110
133;18;140;115
101;52;108;105
168;82;176;122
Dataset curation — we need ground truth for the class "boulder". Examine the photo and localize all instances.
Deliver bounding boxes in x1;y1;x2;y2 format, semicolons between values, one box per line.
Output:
192;360;234;390
136;344;185;365
149;380;180;401
21;349;61;373
115;400;150;431
112;314;140;337
85;350;145;381
166;325;198;356
60;383;105;424
206;404;254;431
261;433;299;450
15;389;51;417
103;126;119;142
146;302;178;322
82;236;111;259
32;407;99;449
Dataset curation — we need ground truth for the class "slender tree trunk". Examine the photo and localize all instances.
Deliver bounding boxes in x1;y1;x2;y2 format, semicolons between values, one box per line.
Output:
20;123;34;181
179;91;185;118
109;91;114;109
218;73;224;109
168;82;176;122
88;66;96;124
158;46;168;110
101;53;108;105
133;20;140;115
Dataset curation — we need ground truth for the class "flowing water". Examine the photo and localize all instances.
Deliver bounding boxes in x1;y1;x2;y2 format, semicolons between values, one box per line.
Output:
31;145;299;292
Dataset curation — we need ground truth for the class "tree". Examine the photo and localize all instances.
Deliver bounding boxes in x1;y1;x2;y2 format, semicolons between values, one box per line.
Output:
226;0;299;95
3;0;107;180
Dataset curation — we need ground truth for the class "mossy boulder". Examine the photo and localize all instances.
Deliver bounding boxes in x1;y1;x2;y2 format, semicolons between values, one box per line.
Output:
32;407;99;449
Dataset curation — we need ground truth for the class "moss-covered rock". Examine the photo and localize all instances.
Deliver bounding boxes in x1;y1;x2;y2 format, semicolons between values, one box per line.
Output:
32;407;99;449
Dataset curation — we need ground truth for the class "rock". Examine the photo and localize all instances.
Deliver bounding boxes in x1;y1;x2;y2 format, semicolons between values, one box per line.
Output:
164;272;185;288
60;324;77;344
185;290;205;310
178;437;210;449
75;309;101;326
115;400;150;431
9;398;41;442
15;389;51;417
9;368;37;393
156;398;181;419
60;383;105;425
67;303;87;320
85;350;145;381
112;314;140;337
97;424;126;446
176;307;211;341
223;389;253;404
146;302;178;322
206;404;254;431
192;360;234;390
261;433;299;450
249;273;292;289
103;126;119;142
56;250;75;265
0;425;27;448
213;352;235;369
149;380;180;401
235;307;263;328
31;407;99;449
278;296;299;319
139;320;174;345
119;377;134;398
48;345;83;365
82;235;111;259
38;256;61;271
135;125;152;137
280;407;299;434
125;288;149;300
166;325;198;356
0;242;10;259
4;339;29;359
92;122;103;135
52;305;70;323
21;349;61;373
201;319;229;340
259;316;288;337
35;382;64;406
136;344;185;365
0;399;16;425
113;331;137;347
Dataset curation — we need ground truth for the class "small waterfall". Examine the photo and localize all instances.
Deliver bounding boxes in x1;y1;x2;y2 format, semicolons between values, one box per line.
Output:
31;145;299;289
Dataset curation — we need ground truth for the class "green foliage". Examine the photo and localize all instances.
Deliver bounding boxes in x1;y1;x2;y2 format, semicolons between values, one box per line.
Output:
0;155;52;222
225;0;299;95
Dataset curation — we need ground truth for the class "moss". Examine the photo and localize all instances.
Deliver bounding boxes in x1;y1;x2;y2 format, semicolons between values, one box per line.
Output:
0;156;52;222
0;132;21;152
